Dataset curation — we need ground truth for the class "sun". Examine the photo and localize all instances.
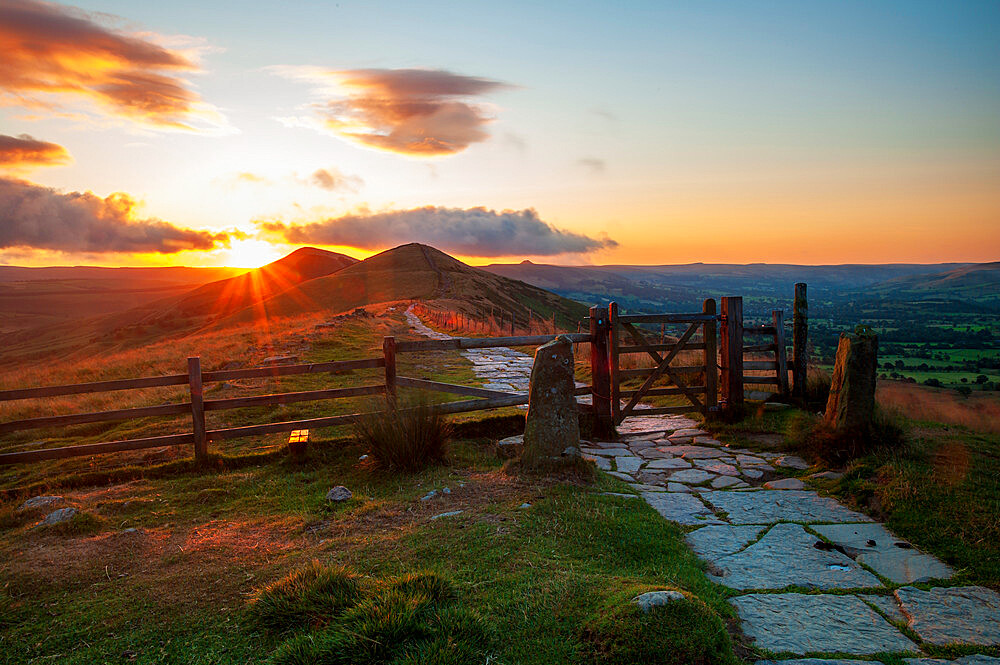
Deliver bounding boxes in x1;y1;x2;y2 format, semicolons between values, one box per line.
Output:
224;239;285;268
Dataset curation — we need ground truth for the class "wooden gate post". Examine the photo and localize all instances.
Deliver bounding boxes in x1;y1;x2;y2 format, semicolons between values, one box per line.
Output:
383;336;397;402
792;282;808;402
589;306;615;439
720;297;744;412
703;299;718;411
773;309;790;396
607;302;620;425
187;356;207;461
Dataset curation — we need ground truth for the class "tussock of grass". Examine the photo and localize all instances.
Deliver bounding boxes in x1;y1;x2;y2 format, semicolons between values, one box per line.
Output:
582;588;736;665
250;561;362;634
784;407;906;465
354;399;452;472
253;565;488;665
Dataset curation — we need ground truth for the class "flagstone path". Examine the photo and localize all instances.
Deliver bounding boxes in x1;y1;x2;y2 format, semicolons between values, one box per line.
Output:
405;308;1000;663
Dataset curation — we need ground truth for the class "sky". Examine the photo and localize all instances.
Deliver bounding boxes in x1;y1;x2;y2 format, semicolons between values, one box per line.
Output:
1;0;998;268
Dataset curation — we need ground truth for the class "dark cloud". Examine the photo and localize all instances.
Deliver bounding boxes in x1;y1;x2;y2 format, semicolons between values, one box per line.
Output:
0;134;71;168
0;176;231;253
278;67;509;156
0;0;215;129
257;206;617;257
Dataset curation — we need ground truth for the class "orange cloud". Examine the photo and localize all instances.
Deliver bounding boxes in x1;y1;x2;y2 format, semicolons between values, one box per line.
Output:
0;0;219;130
0;176;232;253
277;67;509;156
0;133;71;169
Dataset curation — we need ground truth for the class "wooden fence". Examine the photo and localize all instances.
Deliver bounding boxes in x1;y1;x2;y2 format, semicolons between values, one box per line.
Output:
0;287;807;465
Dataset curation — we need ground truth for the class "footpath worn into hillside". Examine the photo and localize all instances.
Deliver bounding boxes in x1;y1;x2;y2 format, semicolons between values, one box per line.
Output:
405;310;1000;663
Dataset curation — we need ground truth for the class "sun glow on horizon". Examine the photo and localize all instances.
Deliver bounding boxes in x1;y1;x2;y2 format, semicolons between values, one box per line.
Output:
223;238;286;268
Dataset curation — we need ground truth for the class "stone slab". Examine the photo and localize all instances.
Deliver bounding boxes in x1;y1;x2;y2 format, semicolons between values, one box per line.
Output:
615;456;643;474
582;454;610;470
709;523;882;590
645;457;691;470
775;455;810;470
685;524;765;561
666;482;692;493
731;593;917;655
895;585;1000;646
711;475;743;489
667;468;715;485
580;447;631;457
701;461;739;476
756;660;874;665
701;490;875;524
606;471;634;482
764;477;806;490
904;658;1000;665
742;468;765;480
811;523;953;584
641;491;723;526
860;594;907;624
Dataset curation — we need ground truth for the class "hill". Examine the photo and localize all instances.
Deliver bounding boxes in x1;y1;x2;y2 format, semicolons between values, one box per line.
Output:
218;243;588;330
859;261;1000;306
0;244;587;362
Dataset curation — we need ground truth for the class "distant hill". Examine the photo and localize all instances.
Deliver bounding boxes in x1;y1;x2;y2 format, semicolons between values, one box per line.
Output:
0;244;587;361
860;262;1000;305
0;265;242;283
217;243;588;330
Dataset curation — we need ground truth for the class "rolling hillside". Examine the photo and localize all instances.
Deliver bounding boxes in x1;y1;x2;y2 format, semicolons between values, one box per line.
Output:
0;244;588;362
859;261;1000;305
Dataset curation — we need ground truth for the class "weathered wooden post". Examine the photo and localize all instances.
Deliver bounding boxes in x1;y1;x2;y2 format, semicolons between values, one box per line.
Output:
793;282;808;402
703;298;718;411
187;356;207;461
773;309;789;396
720;297;744;412
383;336;397;402
589;305;615;439
607;302;620;425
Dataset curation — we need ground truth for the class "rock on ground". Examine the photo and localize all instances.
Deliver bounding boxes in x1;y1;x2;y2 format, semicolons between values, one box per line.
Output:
641;492;723;526
632;590;685;613
326;486;352;502
731;593;918;655
18;496;63;511
522;336;580;464
39;507;77;526
763;477;806;490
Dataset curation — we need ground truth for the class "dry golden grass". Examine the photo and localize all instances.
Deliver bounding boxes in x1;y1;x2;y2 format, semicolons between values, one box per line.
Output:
0;311;329;426
877;380;1000;434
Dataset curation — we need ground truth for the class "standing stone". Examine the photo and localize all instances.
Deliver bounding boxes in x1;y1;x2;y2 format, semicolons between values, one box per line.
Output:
522;335;580;467
824;331;878;431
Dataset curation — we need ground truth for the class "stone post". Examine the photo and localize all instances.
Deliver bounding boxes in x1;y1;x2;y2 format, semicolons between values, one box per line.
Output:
824;330;878;432
522;335;580;467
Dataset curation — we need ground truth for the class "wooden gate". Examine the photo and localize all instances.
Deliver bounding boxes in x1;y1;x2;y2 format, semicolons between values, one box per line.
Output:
607;299;719;423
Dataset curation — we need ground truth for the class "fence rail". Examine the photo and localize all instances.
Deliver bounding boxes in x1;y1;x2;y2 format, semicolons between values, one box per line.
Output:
1;287;808;466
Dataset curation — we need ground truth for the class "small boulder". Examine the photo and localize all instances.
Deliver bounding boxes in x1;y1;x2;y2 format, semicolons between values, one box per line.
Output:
39;507;77;526
522;336;580;467
325;486;352;502
18;495;63;511
774;455;810;470
763;477;806;490
633;590;686;613
809;470;845;481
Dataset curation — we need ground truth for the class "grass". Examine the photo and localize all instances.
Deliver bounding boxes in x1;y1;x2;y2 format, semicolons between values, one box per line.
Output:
353;398;452;472
0;434;738;664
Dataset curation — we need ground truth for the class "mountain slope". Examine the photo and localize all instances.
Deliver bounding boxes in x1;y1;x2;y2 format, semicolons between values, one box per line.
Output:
861;262;1000;304
219;243;588;330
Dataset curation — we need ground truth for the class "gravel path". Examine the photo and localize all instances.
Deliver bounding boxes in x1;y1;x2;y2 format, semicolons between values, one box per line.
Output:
405;306;1000;662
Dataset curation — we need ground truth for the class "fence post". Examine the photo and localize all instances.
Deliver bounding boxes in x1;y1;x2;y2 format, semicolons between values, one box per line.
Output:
720;297;743;413
703;298;718;411
607;301;620;426
773;309;790;396
793;282;808;402
383;336;397;402
589;306;615;439
187;356;207;461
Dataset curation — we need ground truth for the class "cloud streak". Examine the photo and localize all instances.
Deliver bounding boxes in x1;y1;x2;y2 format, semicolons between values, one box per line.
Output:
0;0;222;130
0;134;71;169
275;67;508;156
0;177;231;253
257;206;617;257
